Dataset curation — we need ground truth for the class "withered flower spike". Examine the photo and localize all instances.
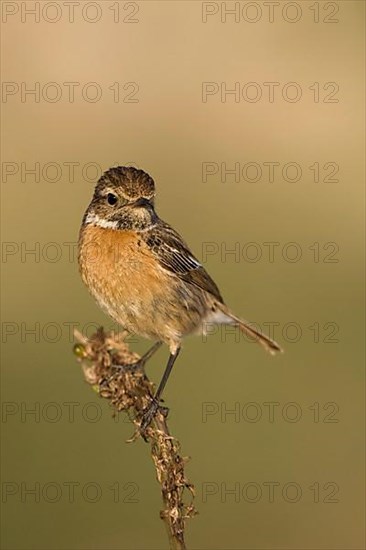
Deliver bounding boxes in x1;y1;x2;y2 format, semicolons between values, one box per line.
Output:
73;328;197;550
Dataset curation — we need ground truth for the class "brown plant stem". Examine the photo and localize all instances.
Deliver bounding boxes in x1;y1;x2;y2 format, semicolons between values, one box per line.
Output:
73;328;197;550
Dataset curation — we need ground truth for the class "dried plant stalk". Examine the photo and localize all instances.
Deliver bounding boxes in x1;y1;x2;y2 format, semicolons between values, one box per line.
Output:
73;328;197;550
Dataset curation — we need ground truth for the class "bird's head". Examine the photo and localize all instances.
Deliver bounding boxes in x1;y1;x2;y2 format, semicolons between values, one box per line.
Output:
83;166;157;231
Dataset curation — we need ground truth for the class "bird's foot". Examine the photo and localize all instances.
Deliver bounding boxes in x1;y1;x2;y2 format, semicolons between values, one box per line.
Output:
139;398;169;441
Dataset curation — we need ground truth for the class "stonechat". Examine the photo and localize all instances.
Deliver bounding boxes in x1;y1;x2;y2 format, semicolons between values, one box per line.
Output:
78;166;282;431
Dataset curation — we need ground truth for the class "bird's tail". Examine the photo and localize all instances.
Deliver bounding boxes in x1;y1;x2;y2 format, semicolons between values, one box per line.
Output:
216;305;283;355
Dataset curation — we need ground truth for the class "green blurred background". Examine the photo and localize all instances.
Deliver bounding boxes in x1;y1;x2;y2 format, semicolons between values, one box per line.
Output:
1;1;364;549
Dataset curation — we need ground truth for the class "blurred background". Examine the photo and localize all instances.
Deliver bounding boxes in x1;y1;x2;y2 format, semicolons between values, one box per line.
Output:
1;1;364;549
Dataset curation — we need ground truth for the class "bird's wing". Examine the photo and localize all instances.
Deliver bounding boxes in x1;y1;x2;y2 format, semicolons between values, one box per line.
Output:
142;222;224;303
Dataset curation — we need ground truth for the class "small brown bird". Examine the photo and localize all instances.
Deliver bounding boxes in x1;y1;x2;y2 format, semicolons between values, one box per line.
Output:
78;166;282;431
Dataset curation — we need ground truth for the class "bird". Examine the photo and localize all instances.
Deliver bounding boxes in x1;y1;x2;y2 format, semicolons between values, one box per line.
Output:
78;166;282;432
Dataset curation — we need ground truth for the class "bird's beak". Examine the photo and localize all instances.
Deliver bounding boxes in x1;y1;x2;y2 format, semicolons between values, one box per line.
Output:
133;197;150;208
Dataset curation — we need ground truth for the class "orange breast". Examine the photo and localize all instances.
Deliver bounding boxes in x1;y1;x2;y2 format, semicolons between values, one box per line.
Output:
78;225;175;338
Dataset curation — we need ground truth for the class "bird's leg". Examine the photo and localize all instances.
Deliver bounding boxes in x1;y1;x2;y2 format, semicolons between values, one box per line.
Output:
112;341;162;373
140;347;181;434
138;341;163;367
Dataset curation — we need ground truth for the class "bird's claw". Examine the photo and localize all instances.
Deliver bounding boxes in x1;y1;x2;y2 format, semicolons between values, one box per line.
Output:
139;399;169;440
140;399;159;434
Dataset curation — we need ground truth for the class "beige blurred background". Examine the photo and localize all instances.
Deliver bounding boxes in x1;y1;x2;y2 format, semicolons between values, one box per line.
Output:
1;1;365;549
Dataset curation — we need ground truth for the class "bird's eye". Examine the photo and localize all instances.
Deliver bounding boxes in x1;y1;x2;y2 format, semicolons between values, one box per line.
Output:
107;193;118;206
